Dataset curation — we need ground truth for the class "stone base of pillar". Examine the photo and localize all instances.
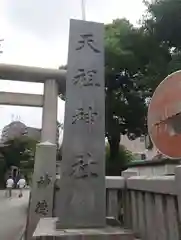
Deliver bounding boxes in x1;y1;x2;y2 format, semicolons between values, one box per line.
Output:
33;218;134;239
26;142;56;240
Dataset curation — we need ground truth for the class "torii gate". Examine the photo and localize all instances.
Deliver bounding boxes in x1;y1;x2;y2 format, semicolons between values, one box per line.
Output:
0;63;67;239
0;63;66;143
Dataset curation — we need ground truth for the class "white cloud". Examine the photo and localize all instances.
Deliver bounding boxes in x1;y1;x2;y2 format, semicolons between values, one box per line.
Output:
0;0;146;133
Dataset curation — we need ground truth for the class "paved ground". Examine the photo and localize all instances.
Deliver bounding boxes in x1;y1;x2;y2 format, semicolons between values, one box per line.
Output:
0;189;29;240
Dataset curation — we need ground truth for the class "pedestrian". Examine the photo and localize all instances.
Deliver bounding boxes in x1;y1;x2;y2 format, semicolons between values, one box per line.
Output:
6;176;14;198
17;175;26;198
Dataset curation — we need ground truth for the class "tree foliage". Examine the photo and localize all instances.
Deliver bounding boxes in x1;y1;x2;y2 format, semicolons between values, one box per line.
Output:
144;0;181;50
105;18;171;162
0;136;37;172
144;0;181;75
106;143;133;176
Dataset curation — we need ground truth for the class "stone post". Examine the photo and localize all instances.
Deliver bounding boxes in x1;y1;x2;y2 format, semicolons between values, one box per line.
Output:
56;19;106;229
32;19;135;239
122;170;138;229
41;79;58;144
106;176;125;220
26;142;56;240
175;165;181;223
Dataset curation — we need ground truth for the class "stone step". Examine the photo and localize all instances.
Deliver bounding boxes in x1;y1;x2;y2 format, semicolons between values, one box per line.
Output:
33;218;135;239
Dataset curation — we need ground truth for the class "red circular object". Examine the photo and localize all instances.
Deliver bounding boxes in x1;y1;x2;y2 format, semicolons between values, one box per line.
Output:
148;70;181;158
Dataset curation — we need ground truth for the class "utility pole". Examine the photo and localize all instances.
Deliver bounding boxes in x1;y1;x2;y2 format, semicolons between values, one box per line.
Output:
81;0;86;20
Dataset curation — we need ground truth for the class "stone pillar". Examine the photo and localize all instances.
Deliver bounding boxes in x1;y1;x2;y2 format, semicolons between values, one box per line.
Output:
122;170;138;229
26;142;56;240
56;19;106;229
41;79;58;144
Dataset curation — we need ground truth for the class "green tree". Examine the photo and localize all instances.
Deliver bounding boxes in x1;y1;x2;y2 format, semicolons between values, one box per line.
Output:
144;0;181;50
0;136;37;173
105;19;170;164
144;0;181;75
106;143;133;175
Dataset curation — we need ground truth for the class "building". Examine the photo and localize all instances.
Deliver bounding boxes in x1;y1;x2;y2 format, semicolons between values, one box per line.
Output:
27;127;41;141
1;121;41;143
1;120;60;145
120;134;157;160
1;121;28;143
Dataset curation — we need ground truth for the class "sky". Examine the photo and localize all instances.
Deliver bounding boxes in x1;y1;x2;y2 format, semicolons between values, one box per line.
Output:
0;0;146;133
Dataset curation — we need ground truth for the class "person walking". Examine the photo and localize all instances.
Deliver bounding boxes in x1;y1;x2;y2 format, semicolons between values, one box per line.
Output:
17;175;26;198
6;176;14;198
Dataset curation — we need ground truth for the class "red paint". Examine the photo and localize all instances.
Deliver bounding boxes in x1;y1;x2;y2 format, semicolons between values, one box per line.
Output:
148;70;181;158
